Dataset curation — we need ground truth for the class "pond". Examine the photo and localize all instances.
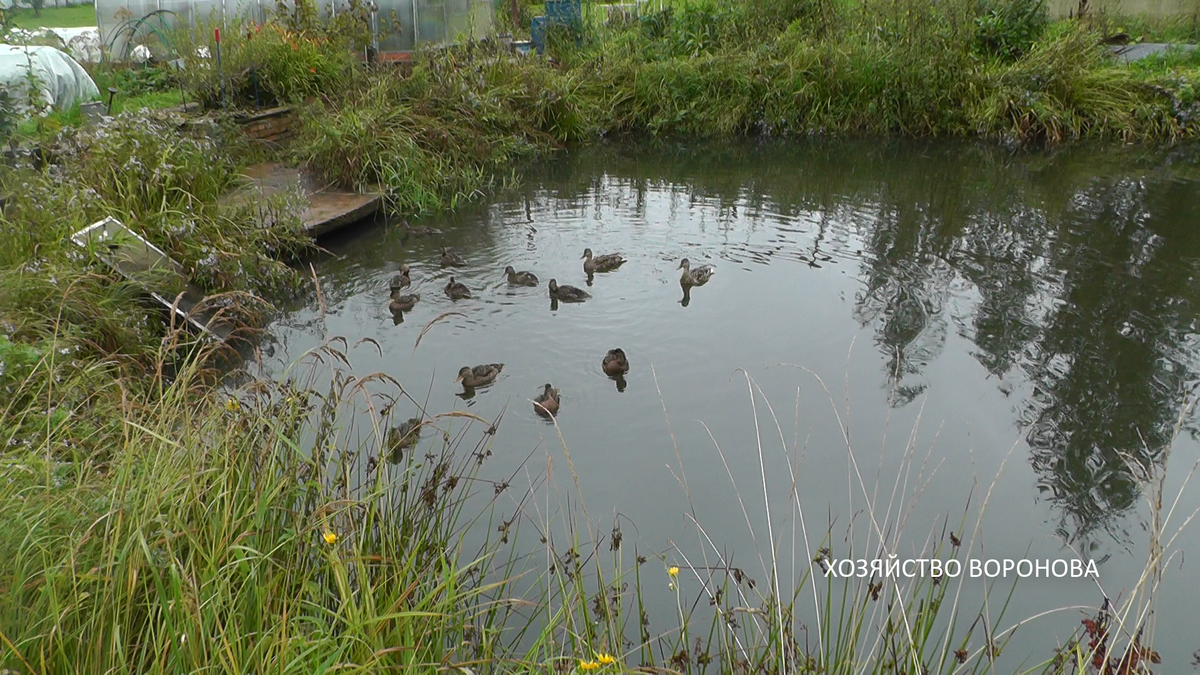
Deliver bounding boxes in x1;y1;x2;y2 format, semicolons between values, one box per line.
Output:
260;138;1200;667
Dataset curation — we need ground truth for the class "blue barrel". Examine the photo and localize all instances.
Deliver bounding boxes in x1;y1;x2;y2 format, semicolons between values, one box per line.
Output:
531;16;546;54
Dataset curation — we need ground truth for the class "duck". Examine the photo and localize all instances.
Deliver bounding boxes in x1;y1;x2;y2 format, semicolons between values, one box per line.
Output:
456;363;504;388
387;417;422;454
678;258;715;287
398;220;440;237
389;292;419;313
582;248;626;274
440;247;466;267
504;265;539;286
389;265;411;291
548;279;590;302
533;383;560;416
602;348;630;376
444;277;472;300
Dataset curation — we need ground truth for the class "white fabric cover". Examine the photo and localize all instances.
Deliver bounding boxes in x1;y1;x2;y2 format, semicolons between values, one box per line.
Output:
0;44;99;114
4;27;103;64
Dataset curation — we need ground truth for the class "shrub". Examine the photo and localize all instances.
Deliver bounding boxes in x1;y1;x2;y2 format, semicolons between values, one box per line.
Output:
174;18;358;107
975;0;1049;60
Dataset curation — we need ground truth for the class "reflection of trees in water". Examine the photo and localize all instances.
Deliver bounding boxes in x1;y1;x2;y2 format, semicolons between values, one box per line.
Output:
848;150;1200;543
1015;174;1200;543
519;140;1200;543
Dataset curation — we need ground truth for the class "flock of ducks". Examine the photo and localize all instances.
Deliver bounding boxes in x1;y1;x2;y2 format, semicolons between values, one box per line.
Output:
384;244;714;420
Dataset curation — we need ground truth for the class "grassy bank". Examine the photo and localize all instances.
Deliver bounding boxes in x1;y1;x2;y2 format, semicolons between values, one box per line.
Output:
267;0;1200;212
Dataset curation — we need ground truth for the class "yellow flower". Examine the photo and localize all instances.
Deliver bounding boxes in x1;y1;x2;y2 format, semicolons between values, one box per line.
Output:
668;566;679;578
323;531;337;545
579;661;600;671
224;397;240;412
597;653;616;666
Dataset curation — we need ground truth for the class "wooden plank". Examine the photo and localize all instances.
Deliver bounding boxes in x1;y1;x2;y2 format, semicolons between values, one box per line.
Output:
71;217;232;342
221;163;383;238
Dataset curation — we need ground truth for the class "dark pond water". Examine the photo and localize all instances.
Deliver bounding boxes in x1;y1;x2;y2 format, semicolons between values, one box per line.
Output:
260;138;1200;667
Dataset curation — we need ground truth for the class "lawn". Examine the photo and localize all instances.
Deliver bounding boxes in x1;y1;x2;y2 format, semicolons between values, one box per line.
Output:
6;3;97;28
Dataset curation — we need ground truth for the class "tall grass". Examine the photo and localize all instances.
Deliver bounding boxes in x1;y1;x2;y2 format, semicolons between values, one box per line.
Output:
293;40;600;213
0;332;517;673
2;318;1195;673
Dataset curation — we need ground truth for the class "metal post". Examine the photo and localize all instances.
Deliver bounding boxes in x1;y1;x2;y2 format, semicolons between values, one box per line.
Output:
372;5;379;52
214;27;225;108
411;0;418;48
440;0;447;43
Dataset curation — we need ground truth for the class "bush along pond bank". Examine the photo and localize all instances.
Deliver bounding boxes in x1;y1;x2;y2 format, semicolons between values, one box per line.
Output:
284;0;1200;210
1;0;1199;671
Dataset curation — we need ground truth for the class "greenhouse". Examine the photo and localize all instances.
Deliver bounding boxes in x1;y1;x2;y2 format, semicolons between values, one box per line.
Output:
96;0;493;59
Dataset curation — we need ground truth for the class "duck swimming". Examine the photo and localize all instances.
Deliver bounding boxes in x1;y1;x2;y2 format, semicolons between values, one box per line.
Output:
444;277;472;300
548;279;590;302
399;220;440;237
504;265;539;286
533;383;560;416
602;348;630;376
440;247;466;267
678;258;715;287
387;417;422;455
456;363;504;388
582;248;626;274
389;265;411;291
389;291;419;313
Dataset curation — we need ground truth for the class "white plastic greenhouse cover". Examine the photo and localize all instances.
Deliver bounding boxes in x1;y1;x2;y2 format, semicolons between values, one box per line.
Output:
0;44;100;113
96;0;494;60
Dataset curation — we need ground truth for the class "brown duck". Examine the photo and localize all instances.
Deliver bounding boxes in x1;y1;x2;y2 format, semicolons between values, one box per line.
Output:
548;279;590;302
582;248;626;274
505;265;539;286
440;247;466;267
389;291;419;313
602;348;630;376
533;383;560;416
444;277;472;300
678;258;715;287
389;265;411;291
387;417;422;453
456;363;504;388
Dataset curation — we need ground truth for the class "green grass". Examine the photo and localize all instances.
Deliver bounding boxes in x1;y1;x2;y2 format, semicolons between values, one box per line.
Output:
6;3;97;28
0;344;517;673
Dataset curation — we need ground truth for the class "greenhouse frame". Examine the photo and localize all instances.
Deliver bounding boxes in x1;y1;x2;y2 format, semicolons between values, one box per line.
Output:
96;0;494;60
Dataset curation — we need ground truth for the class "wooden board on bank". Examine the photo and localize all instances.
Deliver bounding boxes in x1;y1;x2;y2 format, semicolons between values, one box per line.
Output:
222;162;383;238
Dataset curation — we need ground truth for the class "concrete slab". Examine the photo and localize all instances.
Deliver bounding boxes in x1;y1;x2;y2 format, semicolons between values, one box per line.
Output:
71;217;232;341
222;162;382;238
1109;43;1197;63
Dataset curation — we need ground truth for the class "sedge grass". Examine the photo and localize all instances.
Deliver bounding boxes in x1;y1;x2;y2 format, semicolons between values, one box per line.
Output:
0;331;521;674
